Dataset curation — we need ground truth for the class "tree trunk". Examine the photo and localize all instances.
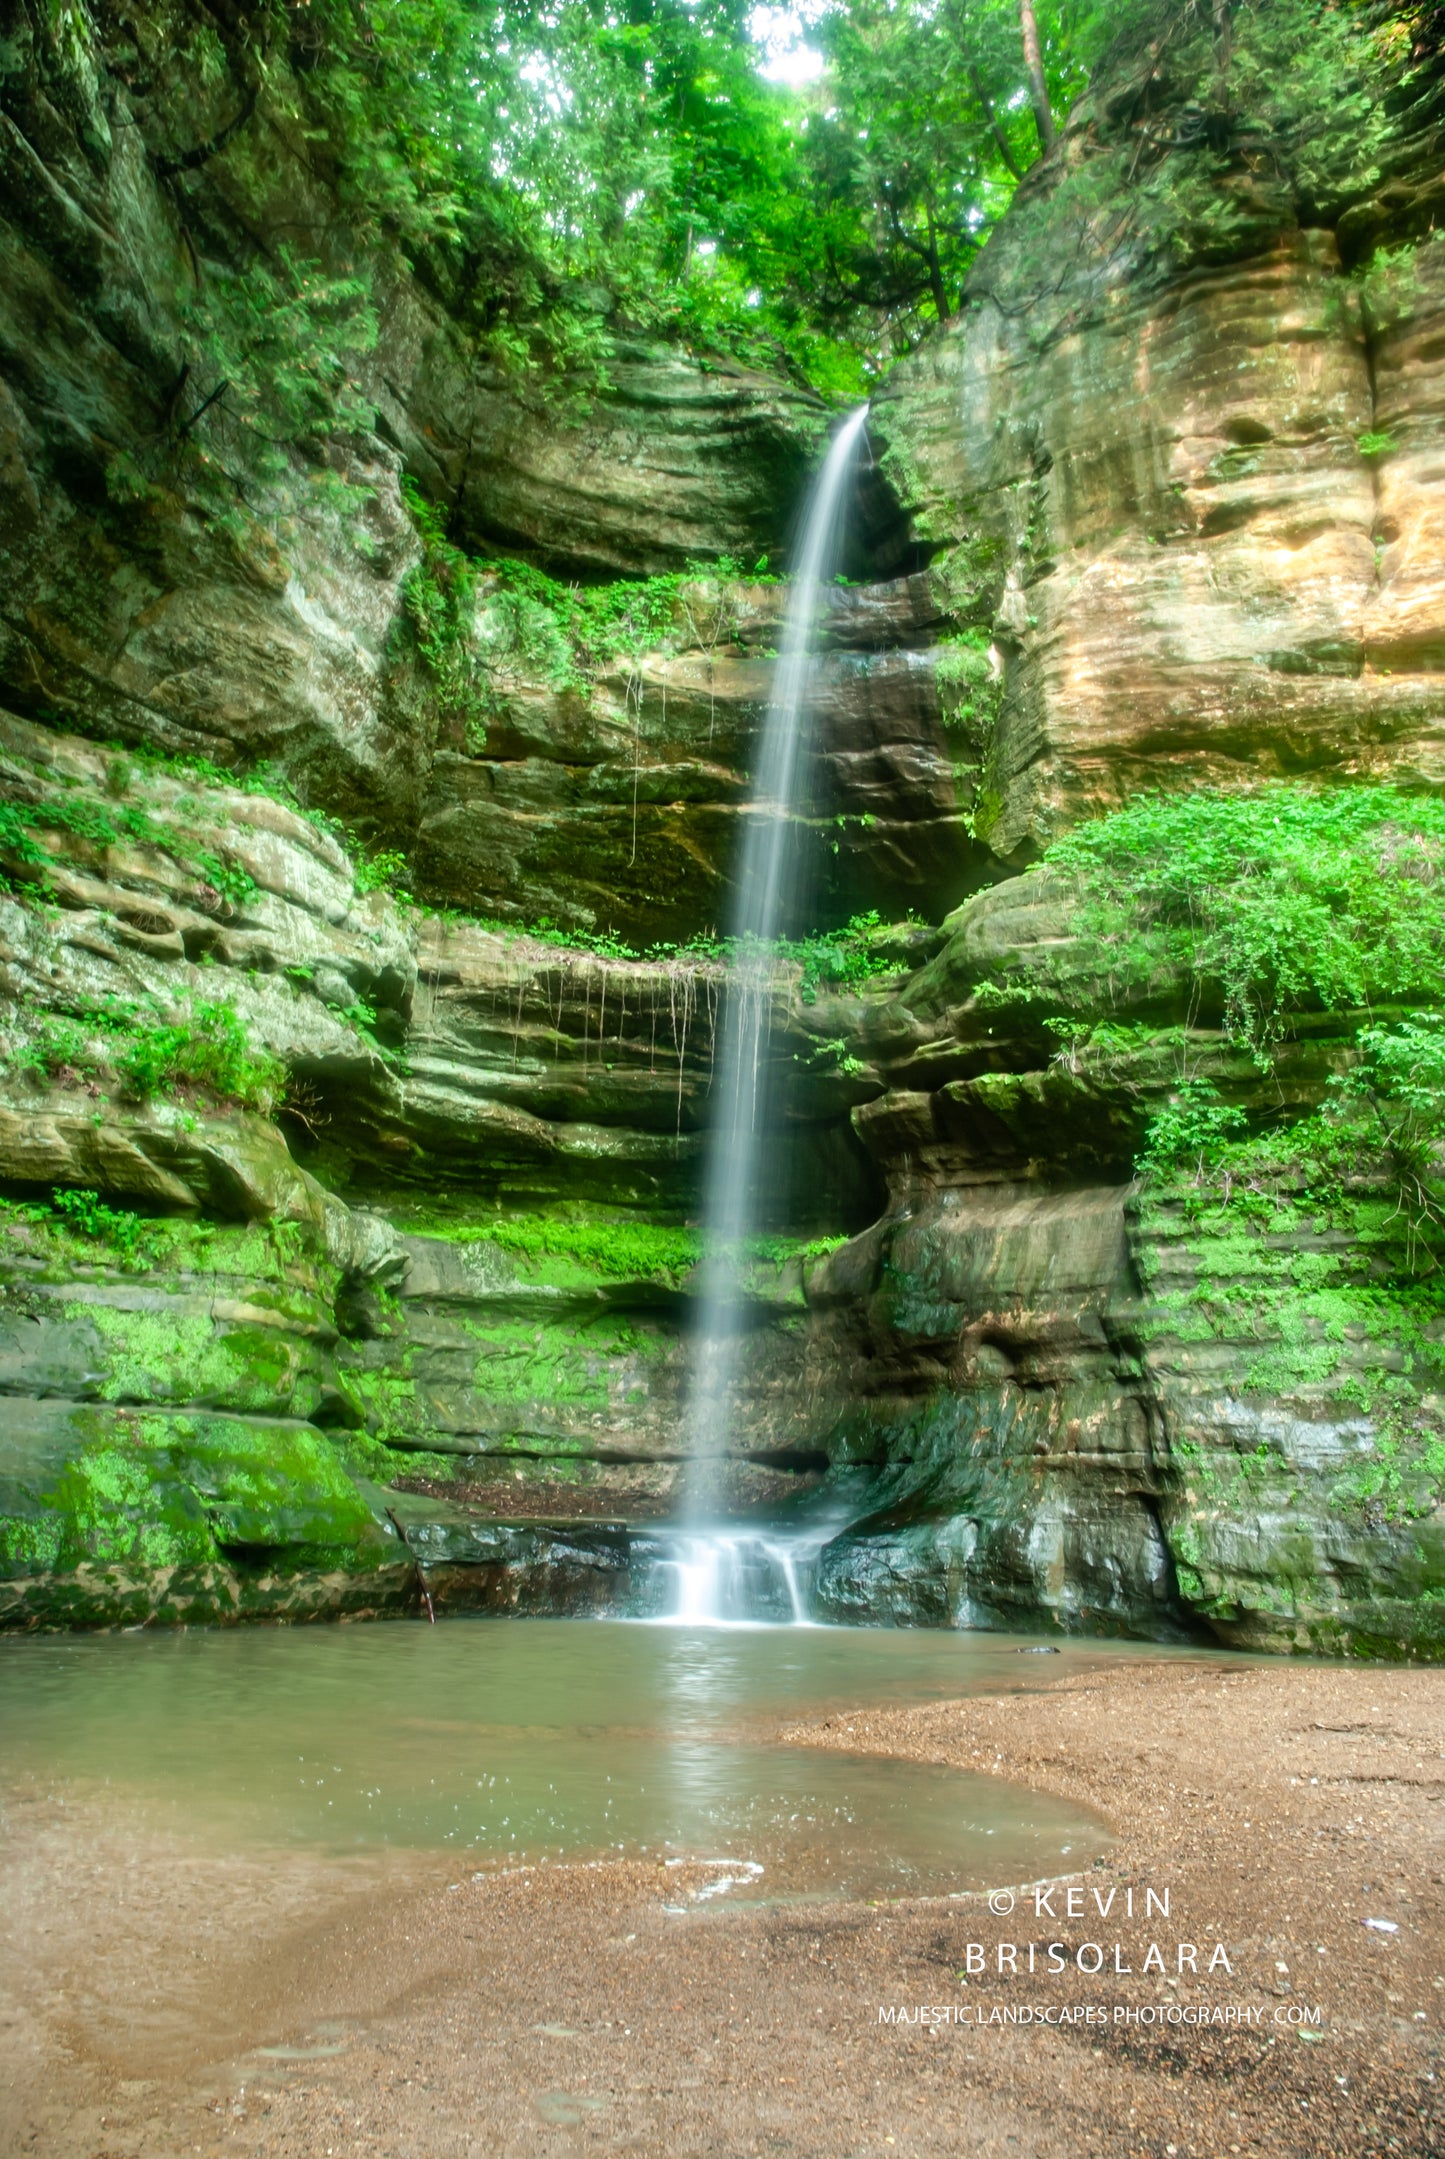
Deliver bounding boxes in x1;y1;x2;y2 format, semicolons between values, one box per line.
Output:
1202;0;1234;150
925;202;950;325
1018;0;1057;156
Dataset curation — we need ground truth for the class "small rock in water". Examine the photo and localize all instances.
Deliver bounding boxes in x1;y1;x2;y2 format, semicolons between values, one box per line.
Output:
1016;1645;1061;1655
1362;1917;1399;1933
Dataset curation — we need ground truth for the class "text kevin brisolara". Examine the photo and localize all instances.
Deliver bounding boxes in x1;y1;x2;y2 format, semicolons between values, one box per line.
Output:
958;1937;1234;1976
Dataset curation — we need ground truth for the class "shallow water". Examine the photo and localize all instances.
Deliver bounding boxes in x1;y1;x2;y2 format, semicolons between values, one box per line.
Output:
0;1618;1124;1903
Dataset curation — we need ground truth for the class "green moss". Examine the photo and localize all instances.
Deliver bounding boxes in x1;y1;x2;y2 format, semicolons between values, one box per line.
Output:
465;1318;653;1412
78;1305;315;1414
1;1515;64;1573
345;1365;421;1444
40;1441;215;1571
1146;1146;1445;1526
0;1404;381;1589
393;1209;847;1287
0;1198;329;1293
335;1430;468;1486
167;1414;374;1552
444;1214;701;1284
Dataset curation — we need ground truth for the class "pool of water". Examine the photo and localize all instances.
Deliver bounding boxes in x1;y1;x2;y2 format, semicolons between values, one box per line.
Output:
0;1619;1125;1904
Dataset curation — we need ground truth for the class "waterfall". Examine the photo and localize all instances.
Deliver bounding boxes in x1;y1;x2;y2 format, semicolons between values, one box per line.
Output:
676;403;871;1610
658;1531;823;1627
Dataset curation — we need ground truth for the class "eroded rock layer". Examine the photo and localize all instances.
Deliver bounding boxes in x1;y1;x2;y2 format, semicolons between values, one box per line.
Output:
869;42;1445;865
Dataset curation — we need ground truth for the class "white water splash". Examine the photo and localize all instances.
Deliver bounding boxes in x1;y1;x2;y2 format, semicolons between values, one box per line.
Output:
658;1527;835;1626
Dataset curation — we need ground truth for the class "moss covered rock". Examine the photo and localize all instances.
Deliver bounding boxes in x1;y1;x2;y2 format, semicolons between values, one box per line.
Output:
0;1399;407;1628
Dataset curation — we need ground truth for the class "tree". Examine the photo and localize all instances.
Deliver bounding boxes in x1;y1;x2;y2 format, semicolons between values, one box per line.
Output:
800;0;1099;351
1018;0;1059;153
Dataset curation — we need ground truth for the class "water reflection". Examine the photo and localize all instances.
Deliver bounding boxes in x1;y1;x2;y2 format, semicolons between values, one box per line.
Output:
0;1619;1116;1902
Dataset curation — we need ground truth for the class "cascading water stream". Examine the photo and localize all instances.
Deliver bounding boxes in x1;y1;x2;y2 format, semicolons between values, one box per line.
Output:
660;1529;830;1627
671;404;871;1623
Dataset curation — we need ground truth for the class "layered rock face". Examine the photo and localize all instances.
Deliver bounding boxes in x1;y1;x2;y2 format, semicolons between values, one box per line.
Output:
792;23;1445;1653
0;0;827;840
0;707;867;1624
789;918;1445;1655
4;691;1439;1649
0;0;967;942
410;571;971;946
869;41;1445;865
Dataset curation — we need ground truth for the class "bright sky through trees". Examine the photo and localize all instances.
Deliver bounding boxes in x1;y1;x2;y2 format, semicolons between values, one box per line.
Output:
749;4;827;84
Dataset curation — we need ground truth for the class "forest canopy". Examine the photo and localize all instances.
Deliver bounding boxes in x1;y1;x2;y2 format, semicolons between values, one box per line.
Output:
151;0;1121;388
137;0;1443;391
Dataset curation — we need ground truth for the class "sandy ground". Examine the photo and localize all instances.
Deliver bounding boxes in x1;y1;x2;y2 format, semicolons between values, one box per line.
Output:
1;1655;1441;2159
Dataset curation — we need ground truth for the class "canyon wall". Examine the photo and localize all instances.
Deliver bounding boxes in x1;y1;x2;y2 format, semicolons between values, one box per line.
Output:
1;1;1443;1651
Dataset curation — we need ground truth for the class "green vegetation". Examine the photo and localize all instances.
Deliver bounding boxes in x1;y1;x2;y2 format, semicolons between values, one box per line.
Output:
397;1211;848;1282
57;0;1217;430
1066;785;1445;1253
180;249;377;528
47;1188;157;1267
477;1216;702;1285
398;479;767;744
934;631;998;726
1042;784;1445;1059
0;788;165;894
0;744;394;1079
1112;828;1445;1527
468;1317;651;1414
0;1405;377;1582
27;0;1434;581
0;1193;318;1285
989;781;1445;1527
975;2;1440;345
1140;1133;1445;1524
0;767;259;914
933;628;1004;823
795;1035;867;1078
106;244;379;534
354;849;412;898
423;889;914;1000
1143;1012;1445;1270
115;999;285;1111
789;913;916;1002
11;992;283;1113
127;743;350;851
217;0;1103;377
117;740;409;914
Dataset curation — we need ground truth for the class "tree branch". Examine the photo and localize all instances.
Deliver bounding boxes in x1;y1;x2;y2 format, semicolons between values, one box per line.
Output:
968;67;1023;181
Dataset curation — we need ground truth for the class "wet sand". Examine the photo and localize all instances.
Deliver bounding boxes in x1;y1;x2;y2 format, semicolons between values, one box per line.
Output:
1;1655;1441;2157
